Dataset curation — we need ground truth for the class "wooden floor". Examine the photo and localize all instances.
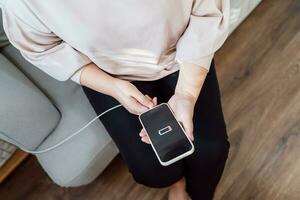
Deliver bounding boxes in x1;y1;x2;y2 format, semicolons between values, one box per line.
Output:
1;0;299;199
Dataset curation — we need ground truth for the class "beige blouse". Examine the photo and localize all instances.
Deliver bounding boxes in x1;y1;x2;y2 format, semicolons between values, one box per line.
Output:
0;0;230;84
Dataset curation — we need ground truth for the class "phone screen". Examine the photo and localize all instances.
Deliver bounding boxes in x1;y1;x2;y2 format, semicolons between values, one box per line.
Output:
139;103;193;164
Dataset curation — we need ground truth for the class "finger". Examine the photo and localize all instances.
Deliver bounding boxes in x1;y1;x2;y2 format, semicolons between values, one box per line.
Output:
139;129;151;144
180;120;194;141
139;132;147;137
153;97;158;106
139;129;147;137
141;136;151;144
146;95;157;106
145;94;152;101
145;95;158;107
146;94;157;108
127;97;149;114
132;90;154;108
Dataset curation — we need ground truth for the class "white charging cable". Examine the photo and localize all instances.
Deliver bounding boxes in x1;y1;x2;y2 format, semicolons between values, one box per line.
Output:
0;104;122;154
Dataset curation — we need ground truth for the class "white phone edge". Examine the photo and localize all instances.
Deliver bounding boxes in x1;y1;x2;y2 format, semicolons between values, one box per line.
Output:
138;102;195;166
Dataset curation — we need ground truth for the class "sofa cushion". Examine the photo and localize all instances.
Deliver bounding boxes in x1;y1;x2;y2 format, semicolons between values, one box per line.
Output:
0;9;10;48
0;53;60;150
1;45;119;186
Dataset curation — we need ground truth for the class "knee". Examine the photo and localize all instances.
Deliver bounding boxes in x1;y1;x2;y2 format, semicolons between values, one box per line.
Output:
128;159;182;188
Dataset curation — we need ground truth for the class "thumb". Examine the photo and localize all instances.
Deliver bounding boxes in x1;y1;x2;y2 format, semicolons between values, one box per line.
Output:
179;119;194;141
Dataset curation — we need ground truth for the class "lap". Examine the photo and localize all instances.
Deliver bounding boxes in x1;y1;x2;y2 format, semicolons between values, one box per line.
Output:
82;79;184;187
82;61;229;187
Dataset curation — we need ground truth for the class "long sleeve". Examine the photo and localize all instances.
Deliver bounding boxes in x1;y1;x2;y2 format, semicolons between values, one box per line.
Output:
1;4;91;84
175;0;230;71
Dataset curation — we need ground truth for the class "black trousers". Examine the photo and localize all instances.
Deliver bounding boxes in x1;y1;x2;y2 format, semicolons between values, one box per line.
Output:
82;61;230;200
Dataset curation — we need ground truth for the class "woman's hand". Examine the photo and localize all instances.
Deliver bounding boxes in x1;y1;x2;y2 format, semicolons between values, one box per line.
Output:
139;92;196;144
167;93;196;141
112;78;156;115
139;62;208;144
80;63;155;115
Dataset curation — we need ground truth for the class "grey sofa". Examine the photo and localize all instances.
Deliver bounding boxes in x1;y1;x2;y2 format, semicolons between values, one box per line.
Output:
0;0;262;187
0;11;119;187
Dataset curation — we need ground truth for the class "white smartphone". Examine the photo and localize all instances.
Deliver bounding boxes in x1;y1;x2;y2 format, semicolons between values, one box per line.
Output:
138;103;194;166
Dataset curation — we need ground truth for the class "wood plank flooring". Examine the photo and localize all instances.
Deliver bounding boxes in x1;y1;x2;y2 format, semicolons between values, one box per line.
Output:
0;0;299;199
214;0;300;199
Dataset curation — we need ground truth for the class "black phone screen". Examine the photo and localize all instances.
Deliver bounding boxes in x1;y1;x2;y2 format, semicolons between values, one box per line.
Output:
139;103;193;163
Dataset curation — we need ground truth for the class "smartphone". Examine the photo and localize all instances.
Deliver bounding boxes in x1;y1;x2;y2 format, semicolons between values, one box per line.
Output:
138;103;194;166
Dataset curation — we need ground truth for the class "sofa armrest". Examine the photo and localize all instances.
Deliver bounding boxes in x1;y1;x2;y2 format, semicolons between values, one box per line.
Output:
0;54;60;150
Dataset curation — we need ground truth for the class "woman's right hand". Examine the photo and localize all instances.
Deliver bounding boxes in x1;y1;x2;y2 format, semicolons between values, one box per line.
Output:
80;63;156;115
111;78;156;115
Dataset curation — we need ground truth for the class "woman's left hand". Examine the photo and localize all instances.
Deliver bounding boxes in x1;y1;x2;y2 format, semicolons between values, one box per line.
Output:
139;93;196;144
